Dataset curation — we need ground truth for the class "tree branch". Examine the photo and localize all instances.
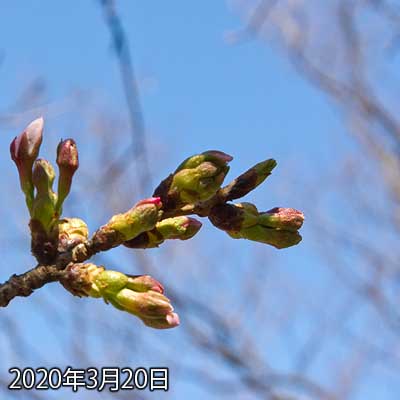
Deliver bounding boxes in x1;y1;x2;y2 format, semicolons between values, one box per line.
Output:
0;265;64;307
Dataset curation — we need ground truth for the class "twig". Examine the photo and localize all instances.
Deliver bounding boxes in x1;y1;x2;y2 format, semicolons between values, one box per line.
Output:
0;265;64;307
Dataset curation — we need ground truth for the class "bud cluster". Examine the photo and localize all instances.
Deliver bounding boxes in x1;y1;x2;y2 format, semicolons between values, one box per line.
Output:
209;203;304;249
8;117;305;330
61;263;179;329
10;119;81;263
154;150;232;210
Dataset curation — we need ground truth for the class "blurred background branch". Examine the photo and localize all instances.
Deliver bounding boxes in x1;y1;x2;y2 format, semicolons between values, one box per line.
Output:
98;0;151;197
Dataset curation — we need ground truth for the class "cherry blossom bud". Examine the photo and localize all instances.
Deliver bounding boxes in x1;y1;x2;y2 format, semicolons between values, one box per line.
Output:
154;150;232;208
258;207;304;232
209;202;304;249
91;197;162;252
10;117;43;211
157;216;202;240
56;139;79;213
123;216;202;249
60;263;179;329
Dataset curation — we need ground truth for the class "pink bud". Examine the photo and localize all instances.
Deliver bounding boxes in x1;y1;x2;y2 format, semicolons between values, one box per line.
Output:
127;275;165;294
181;217;203;239
135;197;162;208
166;312;180;327
142;312;180;329
56;138;79;172
260;207;304;231
10;117;43;164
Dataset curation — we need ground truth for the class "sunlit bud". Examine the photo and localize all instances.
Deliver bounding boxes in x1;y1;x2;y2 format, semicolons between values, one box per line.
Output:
228;224;302;249
92;269;129;296
91;197;162;251
156;216;202;240
171;151;232;204
107;197;162;239
123;216;202;249
154;151;232;210
56;139;79;213
31;159;57;233
10;117;43;210
106;197;163;242
58;217;89;252
258;207;304;232
114;288;173;318
91;270;165;297
221;159;277;201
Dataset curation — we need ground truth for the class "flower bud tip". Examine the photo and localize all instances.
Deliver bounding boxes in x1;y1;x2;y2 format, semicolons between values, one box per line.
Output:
56;138;79;171
136;197;162;207
166;312;180;327
203;150;233;163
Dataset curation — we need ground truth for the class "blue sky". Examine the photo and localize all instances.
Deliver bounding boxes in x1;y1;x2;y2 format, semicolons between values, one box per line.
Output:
0;1;397;400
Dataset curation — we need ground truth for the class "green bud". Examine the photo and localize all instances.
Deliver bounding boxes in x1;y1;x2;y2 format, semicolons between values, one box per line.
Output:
10;117;44;211
107;198;162;239
156;216;202;240
92;270;128;295
113;289;173;318
153;151;232;210
235;202;259;217
56;139;79;213
31;159;58;233
123;216;202;249
32;158;55;192
228;225;302;249
169;150;232;204
91;197;162;251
